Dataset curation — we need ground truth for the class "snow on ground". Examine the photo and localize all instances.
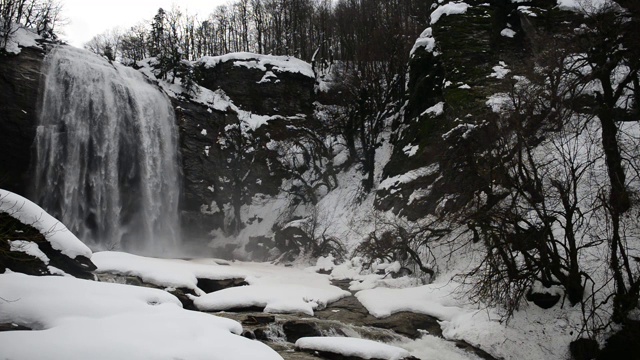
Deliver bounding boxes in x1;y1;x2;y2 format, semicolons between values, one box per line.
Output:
356;281;464;320
0;189;92;259
296;337;411;360
94;251;350;315
193;261;350;315
353;272;584;360
0;272;282;360
92;251;248;294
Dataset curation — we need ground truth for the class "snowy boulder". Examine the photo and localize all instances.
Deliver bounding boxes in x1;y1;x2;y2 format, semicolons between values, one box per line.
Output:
0;189;95;279
295;337;418;360
195;52;315;116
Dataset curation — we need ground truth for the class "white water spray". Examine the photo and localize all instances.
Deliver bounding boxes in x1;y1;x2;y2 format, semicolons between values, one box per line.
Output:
33;45;181;255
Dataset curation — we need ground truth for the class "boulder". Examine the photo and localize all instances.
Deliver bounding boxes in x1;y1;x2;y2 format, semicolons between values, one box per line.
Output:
570;338;600;360
283;320;322;343
0;211;96;279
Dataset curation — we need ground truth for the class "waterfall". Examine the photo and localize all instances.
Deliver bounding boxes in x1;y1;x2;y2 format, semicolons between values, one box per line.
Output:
32;45;181;255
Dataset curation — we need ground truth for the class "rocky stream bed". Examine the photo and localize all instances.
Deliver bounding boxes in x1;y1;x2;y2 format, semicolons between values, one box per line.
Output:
93;273;495;360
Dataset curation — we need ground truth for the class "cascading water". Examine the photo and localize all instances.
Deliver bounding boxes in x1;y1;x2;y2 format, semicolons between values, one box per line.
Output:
32;45;181;255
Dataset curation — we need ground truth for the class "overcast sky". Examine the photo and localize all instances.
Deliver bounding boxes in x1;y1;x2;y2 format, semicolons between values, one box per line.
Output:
60;0;228;48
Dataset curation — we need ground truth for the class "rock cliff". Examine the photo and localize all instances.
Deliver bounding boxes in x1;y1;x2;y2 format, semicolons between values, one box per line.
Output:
0;46;45;195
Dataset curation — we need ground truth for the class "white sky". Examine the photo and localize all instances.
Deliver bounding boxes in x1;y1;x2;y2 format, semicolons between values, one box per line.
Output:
60;0;228;48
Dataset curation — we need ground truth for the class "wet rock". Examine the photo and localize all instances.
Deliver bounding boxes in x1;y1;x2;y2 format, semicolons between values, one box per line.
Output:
0;323;31;332
454;340;500;360
168;288;199;311
196;277;248;293
368;312;442;339
243;315;276;326
283;321;322;343
242;330;256;340
254;328;269;341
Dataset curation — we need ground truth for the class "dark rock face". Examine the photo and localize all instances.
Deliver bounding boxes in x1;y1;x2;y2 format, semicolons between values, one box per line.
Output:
571;338;600;360
174;96;323;252
0;211;96;279
376;0;583;221
0;46;320;258
0;46;45;194
597;321;640;360
194;55;315;117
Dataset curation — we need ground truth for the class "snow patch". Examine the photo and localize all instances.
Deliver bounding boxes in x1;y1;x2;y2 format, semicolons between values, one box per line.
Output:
296;337;411;360
430;2;471;25
421;102;445;117
403;144;419;157
501;28;517;38
489;61;511;79
9;240;50;264
411;28;436;56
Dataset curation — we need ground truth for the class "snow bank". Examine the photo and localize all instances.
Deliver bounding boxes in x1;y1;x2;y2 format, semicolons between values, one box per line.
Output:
0;272;181;329
94;252;350;315
355;282;464;320
198;52;314;78
0;189;91;259
193;261;350;315
431;2;471;25
0;305;280;360
0;272;282;360
92;251;248;293
194;282;347;315
296;337;411;360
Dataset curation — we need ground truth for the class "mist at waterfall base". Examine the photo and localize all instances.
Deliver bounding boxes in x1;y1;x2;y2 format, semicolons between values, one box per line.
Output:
32;45;182;256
